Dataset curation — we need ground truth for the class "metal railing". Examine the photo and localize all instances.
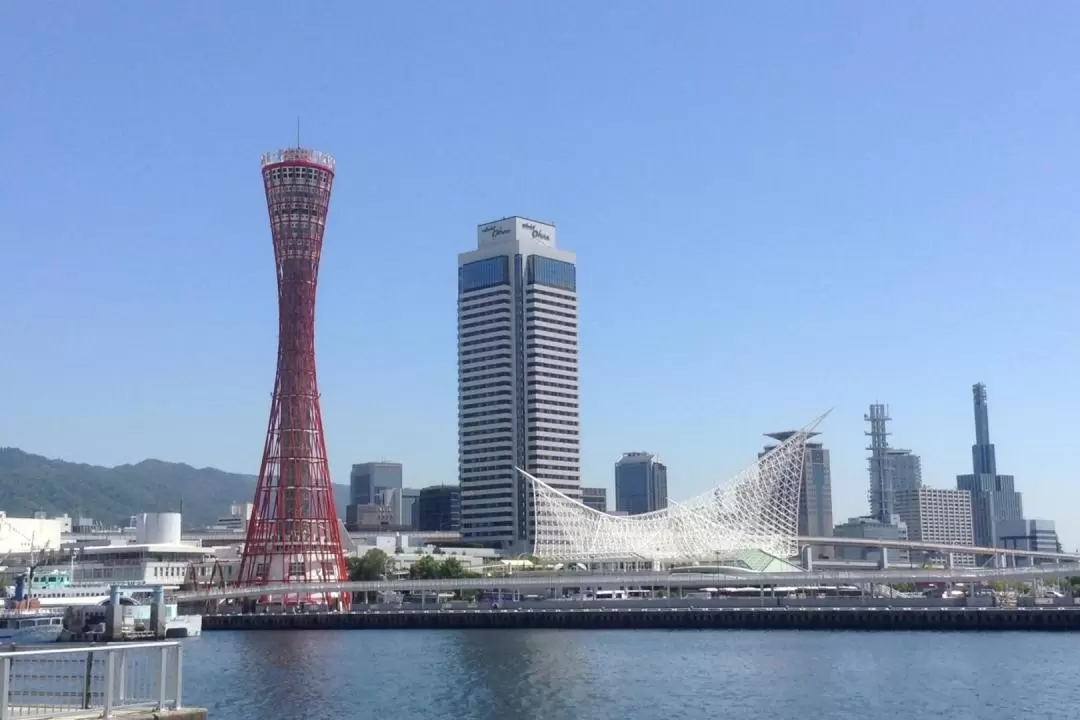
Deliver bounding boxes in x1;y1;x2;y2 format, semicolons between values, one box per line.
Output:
0;641;182;719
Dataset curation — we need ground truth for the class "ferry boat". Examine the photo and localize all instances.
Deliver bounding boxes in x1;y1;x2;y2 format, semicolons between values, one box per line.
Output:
0;578;65;644
0;610;65;644
17;570;149;607
19;540;214;607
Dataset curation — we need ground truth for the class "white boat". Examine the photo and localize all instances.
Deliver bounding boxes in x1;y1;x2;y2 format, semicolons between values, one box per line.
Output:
0;610;65;644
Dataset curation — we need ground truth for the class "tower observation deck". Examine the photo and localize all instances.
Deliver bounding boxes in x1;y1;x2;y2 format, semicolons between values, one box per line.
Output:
238;147;349;608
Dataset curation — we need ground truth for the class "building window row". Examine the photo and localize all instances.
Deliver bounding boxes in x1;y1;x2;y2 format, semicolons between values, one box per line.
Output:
526;287;577;306
460;256;511;293
459;323;512;340
526;324;578;339
460;344;513;358
460;359;513;374
459;287;511;308
526;256;577;291
524;303;577;321
459;297;512;316
459;378;513;391
528;377;579;390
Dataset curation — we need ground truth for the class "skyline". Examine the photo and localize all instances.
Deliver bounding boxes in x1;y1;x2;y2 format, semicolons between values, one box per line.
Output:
2;3;1078;549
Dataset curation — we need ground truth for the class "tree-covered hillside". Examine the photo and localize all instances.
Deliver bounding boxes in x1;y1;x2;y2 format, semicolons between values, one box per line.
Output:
0;448;348;529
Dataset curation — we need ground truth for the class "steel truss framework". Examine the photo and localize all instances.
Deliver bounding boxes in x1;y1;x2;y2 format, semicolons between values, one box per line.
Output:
238;149;349;608
523;415;827;564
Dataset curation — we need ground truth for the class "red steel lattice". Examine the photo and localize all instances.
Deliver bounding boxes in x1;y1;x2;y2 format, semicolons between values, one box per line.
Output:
237;148;349;608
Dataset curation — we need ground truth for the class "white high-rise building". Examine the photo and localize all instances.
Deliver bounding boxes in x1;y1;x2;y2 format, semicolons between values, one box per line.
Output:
458;216;580;551
894;487;975;566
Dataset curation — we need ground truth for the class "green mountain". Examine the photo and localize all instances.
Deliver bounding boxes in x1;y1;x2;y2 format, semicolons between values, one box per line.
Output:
0;448;349;530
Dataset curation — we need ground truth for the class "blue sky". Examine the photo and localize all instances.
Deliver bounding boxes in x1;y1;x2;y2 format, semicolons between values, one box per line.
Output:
2;3;1078;545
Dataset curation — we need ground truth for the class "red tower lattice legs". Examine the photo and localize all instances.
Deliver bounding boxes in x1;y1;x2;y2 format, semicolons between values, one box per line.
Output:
237;148;349;608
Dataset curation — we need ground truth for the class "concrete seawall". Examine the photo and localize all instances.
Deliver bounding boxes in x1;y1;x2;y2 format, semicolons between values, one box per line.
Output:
205;607;1080;632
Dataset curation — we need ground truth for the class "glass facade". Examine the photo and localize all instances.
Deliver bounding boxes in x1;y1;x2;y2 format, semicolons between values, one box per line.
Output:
417;486;461;532
527;256;576;291
459;256;510;293
615;456;668;515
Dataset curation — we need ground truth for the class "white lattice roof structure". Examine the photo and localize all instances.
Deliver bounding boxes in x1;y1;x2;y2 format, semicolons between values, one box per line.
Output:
521;415;826;564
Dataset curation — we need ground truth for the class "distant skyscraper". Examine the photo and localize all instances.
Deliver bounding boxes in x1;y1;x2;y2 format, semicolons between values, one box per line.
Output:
955;383;1023;550
457;217;580;551
761;432;833;555
581;487;607;513
615;454;668;515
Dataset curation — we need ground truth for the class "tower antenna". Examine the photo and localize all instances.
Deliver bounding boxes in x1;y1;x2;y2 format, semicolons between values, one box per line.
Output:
297;117;301;149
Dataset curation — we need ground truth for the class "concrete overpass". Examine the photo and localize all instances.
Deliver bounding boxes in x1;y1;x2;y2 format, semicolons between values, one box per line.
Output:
170;562;1080;603
798;535;1077;563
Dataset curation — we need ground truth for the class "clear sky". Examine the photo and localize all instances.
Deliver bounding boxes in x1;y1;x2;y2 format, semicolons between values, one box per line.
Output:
2;3;1078;546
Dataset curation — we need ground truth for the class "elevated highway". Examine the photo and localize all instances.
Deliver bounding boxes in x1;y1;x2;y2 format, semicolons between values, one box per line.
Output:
799;536;1077;562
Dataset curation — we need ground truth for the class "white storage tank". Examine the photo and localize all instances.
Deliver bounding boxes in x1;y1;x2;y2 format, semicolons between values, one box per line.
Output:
136;512;182;544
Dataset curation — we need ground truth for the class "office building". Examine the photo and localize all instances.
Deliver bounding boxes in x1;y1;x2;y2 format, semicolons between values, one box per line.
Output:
615;453;668;515
581;487;607;513
401;488;421;529
833;516;909;565
347;462;405;531
888;449;923;493
458;217;580;551
997;518;1061;564
894;487;975;566
416;485;462;532
955;383;1023;550
350;463;403;506
761;432;833;556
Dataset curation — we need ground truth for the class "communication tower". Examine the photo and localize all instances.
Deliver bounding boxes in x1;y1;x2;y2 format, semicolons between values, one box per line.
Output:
237;147;349;608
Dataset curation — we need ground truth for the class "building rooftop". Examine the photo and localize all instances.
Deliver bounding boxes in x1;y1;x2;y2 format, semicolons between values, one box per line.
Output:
80;543;211;556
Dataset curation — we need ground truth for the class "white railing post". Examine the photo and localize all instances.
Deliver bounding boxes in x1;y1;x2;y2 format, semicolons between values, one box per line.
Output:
157;645;168;710
173;643;183;709
0;656;11;720
117;649;127;705
103;651;115;719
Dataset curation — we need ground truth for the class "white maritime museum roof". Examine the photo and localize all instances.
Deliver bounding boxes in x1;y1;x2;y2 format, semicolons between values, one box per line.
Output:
521;414;826;564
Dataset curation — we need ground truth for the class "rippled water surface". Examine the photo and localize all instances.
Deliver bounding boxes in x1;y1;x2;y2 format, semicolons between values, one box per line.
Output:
182;630;1080;719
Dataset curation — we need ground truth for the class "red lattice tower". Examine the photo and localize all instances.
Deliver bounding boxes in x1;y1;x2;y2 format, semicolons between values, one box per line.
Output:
238;147;349;608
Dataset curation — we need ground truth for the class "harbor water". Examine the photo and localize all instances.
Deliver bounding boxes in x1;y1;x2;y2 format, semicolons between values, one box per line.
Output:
183;630;1078;719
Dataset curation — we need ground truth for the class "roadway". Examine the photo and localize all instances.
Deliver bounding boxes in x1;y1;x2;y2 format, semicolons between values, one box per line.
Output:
799;535;1079;561
170;562;1080;603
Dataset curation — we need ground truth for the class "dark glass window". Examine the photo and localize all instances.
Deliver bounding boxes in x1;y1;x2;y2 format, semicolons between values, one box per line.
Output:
460;256;510;293
527;256;576;291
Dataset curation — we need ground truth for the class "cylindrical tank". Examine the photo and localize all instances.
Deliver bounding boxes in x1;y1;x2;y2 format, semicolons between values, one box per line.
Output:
135;512;182;544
